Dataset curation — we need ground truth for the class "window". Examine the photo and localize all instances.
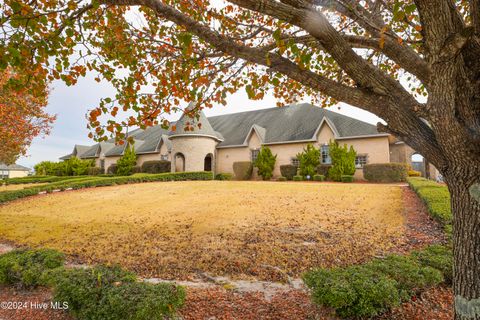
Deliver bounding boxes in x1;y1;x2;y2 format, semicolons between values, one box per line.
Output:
291;157;300;167
355;155;368;168
0;170;8;179
100;160;105;170
251;149;260;162
321;145;331;164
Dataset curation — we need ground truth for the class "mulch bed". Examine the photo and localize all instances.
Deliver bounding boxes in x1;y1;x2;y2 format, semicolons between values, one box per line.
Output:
378;286;453;320
393;186;447;254
0;287;73;320
0;285;454;320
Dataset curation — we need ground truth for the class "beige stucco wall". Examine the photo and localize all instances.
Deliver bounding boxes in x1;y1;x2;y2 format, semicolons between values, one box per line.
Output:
136;153;162;167
104;156;120;172
216;124;391;180
8;170;29;178
170;136;217;172
340;136;390;180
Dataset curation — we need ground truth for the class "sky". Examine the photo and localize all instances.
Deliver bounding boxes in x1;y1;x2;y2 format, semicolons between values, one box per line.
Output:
17;75;384;168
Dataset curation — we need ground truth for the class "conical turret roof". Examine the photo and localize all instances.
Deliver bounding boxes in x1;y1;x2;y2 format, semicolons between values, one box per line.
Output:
169;102;223;141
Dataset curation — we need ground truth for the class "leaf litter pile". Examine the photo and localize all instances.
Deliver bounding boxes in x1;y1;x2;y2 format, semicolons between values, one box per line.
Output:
0;181;448;319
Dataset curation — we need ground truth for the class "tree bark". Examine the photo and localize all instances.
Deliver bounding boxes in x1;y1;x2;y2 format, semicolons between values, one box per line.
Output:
447;175;480;320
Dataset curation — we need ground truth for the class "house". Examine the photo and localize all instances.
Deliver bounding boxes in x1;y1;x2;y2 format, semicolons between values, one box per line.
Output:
0;163;30;179
60;103;436;180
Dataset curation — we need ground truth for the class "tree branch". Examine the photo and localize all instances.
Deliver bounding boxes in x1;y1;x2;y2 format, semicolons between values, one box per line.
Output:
315;0;430;83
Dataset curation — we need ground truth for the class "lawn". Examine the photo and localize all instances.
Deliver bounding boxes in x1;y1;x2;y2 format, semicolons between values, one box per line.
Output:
0;181;407;281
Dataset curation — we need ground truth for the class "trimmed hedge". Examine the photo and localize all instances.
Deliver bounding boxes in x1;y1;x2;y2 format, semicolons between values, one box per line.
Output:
412;245;453;284
313;174;325;181
107;164;117;175
408;177;452;233
1;175;87;185
132;166;142;174
277;176;287;181
280;165;297;180
341;175;354;183
141;160;171;174
215;173;233;180
87;167;103;175
0;172;214;205
0;249;64;288
304;248;447;318
293;175;303;181
232;161;253;180
45;265;185;320
316;164;331;177
363;163;407;182
408;170;421;177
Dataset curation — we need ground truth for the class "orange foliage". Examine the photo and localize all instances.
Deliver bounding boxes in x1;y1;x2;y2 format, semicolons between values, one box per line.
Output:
0;69;55;164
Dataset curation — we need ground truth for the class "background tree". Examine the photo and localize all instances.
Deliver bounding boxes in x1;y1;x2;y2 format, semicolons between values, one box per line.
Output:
254;146;277;180
327;140;356;182
297;143;320;178
0;69;54;164
1;1;480;317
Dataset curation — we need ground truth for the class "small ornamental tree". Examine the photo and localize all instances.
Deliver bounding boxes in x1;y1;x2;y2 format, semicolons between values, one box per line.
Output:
116;145;137;176
254;146;276;180
328;140;357;182
297;144;320;178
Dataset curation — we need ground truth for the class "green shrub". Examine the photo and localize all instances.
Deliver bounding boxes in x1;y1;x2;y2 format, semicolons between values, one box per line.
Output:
254;146;277;180
304;266;401;318
116;145;137;176
141;161;171;174
34;161;58;176
328;140;356;182
364;163;407;182
87;167;103;175
316;164;332;177
34;159;94;176
132;166;142;174
304;251;444;318
0;249;64;288
233;161;253;180
293;175;303;181
408;170;421;177
412;245;453;284
279;164;297;180
277;176;287;181
341;175;354;183
407;177;451;227
367;255;443;298
107;164;117;175
313;174;325;181
46;265;185;320
296;144;320;178
215;173;232;180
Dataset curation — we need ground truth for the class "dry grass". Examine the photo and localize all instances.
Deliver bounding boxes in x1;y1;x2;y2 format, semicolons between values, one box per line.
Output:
0;181;406;281
0;183;48;191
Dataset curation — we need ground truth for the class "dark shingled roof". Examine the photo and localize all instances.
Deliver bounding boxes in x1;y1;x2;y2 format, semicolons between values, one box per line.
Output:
61;103;384;159
0;163;30;171
209;103;381;147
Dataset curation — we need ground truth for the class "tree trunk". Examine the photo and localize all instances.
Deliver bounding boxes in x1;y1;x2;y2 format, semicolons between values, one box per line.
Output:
449;176;480;320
